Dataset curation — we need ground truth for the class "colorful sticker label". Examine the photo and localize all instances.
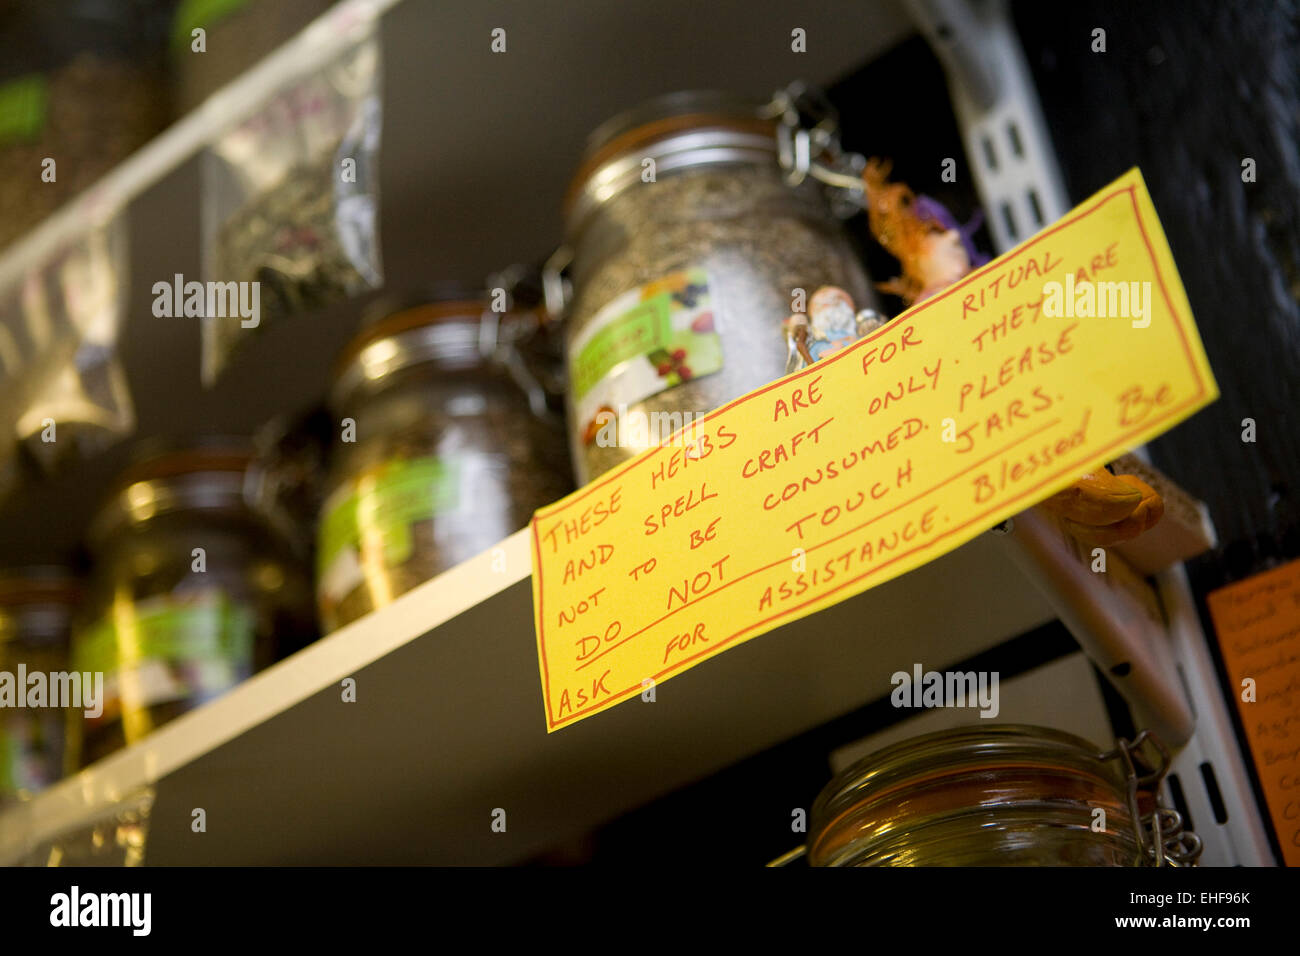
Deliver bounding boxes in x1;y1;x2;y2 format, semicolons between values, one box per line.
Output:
317;455;461;604
569;269;723;444
72;591;256;727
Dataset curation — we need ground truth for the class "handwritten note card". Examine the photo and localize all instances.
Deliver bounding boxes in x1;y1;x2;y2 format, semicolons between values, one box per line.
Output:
1208;557;1300;866
531;168;1218;732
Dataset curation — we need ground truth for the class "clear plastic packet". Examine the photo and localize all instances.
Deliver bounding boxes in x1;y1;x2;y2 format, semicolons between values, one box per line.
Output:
0;215;134;480
199;24;383;385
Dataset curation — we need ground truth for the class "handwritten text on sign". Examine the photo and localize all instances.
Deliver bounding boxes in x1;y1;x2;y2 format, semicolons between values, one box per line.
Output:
531;168;1218;732
1208;558;1300;866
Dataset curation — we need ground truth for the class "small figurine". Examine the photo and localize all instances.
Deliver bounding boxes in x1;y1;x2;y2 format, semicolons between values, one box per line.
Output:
783;286;884;372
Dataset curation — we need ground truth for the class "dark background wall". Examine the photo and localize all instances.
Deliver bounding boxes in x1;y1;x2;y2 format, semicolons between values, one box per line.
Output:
1014;0;1300;575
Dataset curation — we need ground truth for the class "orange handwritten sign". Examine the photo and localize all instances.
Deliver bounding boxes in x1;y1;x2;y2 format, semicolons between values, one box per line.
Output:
1208;557;1300;866
531;168;1218;732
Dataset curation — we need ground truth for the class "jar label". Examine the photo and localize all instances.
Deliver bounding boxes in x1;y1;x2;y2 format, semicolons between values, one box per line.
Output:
316;455;461;605
72;591;256;728
0;74;48;146
569;269;723;445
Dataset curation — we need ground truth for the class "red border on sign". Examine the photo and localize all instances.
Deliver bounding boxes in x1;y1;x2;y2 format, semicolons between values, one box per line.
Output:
535;182;1211;729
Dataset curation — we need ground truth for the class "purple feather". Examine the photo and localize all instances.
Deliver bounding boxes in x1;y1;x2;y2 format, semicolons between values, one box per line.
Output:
915;195;990;267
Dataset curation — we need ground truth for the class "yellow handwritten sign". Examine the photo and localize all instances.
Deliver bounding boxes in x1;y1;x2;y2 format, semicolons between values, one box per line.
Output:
531;168;1217;732
1207;558;1300;866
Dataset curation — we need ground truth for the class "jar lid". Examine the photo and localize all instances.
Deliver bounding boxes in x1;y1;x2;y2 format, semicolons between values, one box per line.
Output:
330;288;540;408
87;438;260;546
808;724;1138;866
563;90;780;236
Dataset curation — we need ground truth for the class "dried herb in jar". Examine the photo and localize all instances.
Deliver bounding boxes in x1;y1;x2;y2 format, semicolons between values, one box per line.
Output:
561;92;873;483
317;295;573;632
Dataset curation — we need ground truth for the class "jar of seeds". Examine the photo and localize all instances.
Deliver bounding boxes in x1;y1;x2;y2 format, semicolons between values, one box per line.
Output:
559;90;874;483
316;291;574;633
0;568;79;803
70;441;316;768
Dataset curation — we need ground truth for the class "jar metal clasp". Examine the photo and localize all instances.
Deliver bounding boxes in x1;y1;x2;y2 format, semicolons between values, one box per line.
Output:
1097;730;1204;867
766;81;867;217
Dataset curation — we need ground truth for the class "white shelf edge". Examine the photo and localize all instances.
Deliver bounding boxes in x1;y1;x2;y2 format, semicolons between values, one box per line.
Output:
0;524;530;864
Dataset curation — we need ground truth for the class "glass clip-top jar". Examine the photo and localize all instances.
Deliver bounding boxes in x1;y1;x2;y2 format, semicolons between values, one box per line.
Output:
772;725;1203;867
547;83;877;484
316;285;574;633
70;441;316;768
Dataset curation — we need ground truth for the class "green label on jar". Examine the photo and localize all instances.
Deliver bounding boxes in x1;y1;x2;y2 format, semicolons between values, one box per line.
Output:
72;592;256;723
0;75;48;145
568;269;723;444
316;455;460;598
572;296;673;398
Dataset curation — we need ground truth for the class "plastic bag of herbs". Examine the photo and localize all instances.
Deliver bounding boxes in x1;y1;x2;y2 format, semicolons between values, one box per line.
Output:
198;18;382;385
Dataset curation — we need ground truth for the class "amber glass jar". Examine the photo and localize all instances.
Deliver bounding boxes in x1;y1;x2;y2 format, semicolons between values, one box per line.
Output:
70;442;316;767
316;292;573;633
561;90;873;483
806;725;1197;867
0;568;78;803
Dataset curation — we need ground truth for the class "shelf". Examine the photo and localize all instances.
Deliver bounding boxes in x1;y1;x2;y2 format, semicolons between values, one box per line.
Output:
0;528;1053;865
